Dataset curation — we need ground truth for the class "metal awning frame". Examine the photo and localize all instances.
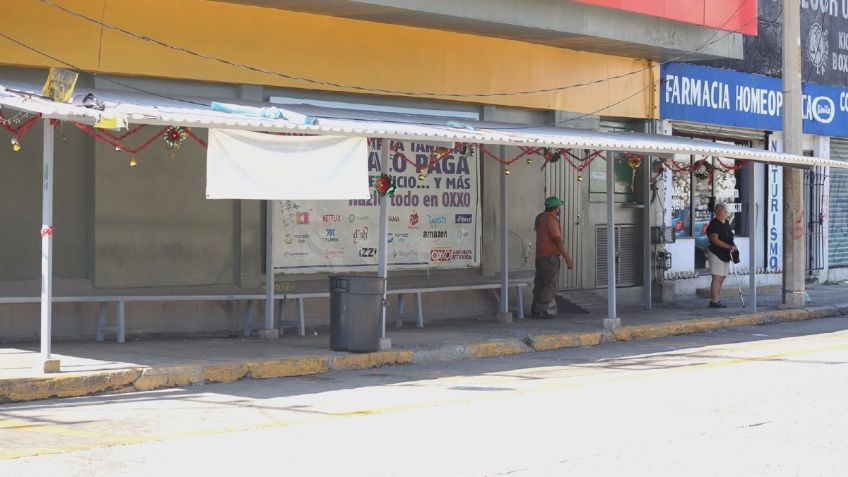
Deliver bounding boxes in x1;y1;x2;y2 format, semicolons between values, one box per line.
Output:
2;83;845;371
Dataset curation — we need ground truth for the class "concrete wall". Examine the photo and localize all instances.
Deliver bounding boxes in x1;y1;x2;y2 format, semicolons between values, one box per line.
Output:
0;69;92;281
480;106;550;277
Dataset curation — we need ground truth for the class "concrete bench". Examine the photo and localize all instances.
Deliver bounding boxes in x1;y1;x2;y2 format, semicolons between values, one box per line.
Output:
276;281;529;335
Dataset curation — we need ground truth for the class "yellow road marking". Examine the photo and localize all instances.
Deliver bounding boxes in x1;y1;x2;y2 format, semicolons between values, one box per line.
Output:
2;340;847;461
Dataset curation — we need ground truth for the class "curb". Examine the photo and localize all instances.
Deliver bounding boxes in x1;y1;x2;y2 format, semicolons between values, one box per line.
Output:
2;304;846;404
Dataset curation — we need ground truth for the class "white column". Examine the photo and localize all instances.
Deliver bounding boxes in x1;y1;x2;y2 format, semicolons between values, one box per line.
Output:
40;119;59;372
748;165;758;313
378;141;391;348
260;200;278;339
497;145;511;322
604;153;620;330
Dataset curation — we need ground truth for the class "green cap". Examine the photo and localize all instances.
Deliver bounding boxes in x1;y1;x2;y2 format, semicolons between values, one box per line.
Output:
545;196;564;208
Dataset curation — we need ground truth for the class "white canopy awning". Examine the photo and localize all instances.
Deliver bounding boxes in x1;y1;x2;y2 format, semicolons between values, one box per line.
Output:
1;79;846;169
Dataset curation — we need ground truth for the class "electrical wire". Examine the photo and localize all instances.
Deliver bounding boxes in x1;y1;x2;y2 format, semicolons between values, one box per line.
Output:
0;31;207;106
36;0;758;100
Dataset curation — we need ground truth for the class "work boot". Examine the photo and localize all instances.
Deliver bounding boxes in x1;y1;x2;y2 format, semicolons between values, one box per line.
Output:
708;301;727;308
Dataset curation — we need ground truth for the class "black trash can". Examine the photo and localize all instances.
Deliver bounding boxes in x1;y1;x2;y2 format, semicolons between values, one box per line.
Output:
329;275;385;352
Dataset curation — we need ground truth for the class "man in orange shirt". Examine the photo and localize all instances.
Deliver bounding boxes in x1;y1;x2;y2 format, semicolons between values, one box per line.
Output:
531;196;574;319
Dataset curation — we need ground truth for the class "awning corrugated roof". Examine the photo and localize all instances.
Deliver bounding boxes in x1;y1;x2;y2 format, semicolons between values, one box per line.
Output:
2;79;845;169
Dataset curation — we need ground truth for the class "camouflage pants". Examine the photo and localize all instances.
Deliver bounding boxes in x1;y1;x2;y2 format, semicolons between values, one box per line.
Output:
532;255;560;316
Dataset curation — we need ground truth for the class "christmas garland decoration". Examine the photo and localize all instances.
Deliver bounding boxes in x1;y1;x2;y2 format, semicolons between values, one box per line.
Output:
164;126;189;150
374;173;396;197
692;158;712;180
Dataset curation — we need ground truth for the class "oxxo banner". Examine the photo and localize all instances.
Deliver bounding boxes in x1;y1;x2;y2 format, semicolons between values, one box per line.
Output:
273;139;481;273
661;63;848;138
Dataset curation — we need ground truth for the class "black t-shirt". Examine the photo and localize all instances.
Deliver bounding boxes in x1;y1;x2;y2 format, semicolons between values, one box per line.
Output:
706;218;734;262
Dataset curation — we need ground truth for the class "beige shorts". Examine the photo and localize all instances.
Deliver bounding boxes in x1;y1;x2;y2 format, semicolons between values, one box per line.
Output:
707;250;729;277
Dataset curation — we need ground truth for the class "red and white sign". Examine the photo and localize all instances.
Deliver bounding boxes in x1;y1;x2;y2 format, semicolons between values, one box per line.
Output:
569;0;758;36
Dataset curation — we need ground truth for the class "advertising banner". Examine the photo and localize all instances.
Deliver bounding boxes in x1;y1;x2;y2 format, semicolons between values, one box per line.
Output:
661;63;848;138
273;139;481;273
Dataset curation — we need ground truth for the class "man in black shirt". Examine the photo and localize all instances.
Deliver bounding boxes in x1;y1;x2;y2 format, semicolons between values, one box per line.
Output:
706;203;737;308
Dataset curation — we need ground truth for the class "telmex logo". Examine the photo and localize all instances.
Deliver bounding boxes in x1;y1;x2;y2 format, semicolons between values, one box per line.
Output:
813;96;835;124
455;214;473;224
430;248;453;263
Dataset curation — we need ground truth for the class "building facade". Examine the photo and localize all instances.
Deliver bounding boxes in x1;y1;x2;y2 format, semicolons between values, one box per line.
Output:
0;0;753;341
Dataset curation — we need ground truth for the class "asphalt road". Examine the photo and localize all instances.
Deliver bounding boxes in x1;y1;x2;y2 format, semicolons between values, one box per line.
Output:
2;316;848;476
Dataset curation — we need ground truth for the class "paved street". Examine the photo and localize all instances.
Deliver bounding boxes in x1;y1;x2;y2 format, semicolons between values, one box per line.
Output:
2;316;848;476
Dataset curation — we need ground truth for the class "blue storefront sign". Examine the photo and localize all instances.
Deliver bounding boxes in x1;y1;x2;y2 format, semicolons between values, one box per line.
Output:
661;63;848;138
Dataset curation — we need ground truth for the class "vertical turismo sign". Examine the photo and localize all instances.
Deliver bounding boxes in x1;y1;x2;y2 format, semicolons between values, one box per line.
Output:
767;138;784;271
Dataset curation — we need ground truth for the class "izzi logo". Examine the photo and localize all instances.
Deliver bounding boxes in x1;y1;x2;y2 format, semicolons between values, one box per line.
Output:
455;214;472;224
358;247;377;258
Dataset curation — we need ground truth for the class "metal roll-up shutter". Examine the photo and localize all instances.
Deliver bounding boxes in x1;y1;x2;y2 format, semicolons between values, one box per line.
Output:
595;225;640;287
670;121;766;142
829;139;848;267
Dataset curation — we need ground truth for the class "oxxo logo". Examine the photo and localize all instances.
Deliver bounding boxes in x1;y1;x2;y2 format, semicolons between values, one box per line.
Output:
430;248;453;263
358;247;377;258
455;214;472;224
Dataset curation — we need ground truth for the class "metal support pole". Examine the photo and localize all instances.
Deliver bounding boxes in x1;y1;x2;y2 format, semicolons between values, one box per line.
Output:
642;154;652;310
604;154;620;330
261;200;278;338
497;145;511;322
40;119;59;372
782;0;805;308
749;190;758;314
378;141;391;347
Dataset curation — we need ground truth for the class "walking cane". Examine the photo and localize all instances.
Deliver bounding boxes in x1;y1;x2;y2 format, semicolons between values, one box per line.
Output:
731;260;745;308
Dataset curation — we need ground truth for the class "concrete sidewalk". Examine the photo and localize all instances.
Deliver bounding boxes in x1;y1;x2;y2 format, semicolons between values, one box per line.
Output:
3;283;848;403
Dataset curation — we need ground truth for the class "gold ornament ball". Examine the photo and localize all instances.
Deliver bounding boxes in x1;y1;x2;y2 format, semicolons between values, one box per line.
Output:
504;169;511;176
129;158;138;167
417;173;425;181
12;142;21;152
526;158;532;165
577;175;584;181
